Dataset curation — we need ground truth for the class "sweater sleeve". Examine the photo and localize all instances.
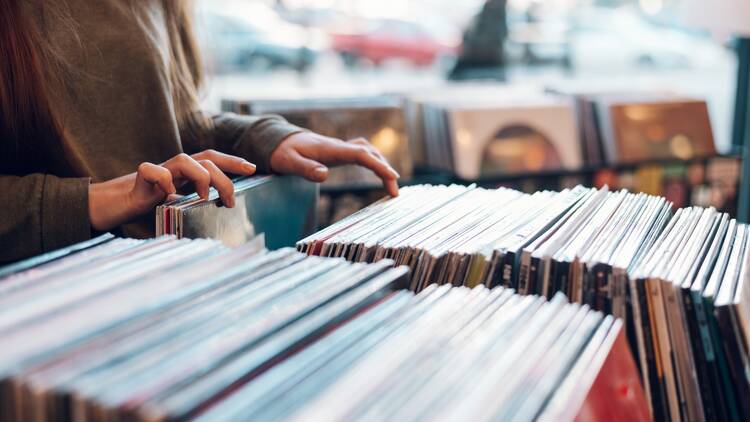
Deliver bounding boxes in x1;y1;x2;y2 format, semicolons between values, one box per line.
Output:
182;112;306;174
0;174;91;263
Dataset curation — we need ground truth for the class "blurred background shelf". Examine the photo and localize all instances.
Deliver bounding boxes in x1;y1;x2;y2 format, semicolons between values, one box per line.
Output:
321;154;739;194
200;0;749;228
316;154;740;228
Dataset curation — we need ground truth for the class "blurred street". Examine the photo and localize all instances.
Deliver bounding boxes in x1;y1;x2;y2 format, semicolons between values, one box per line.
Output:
197;0;738;152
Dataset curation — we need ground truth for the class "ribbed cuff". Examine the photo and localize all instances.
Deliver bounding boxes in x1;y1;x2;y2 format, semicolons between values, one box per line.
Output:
41;175;92;251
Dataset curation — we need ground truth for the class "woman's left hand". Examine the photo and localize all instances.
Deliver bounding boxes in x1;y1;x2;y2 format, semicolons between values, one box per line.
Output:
270;132;400;197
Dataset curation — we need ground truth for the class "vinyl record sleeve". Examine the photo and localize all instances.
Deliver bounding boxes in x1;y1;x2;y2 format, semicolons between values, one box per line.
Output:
158;176;317;249
445;99;582;179
194;290;416;421
0;233;115;279
609;99;716;163
702;220;742;421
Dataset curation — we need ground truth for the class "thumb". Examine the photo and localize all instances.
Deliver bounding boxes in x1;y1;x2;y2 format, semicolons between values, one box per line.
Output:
290;151;329;182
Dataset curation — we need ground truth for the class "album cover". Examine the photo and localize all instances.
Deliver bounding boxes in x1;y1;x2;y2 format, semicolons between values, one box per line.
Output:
444;96;582;180
601;96;716;164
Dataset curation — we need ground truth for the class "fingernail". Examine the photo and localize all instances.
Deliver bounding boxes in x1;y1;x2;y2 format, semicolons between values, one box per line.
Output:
314;167;328;178
243;161;256;173
390;168;400;179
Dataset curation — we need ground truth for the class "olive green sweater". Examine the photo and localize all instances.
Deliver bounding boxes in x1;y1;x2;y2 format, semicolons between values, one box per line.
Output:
0;1;303;263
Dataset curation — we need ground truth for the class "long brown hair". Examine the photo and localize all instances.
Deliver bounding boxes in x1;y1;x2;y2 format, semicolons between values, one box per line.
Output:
0;0;204;167
0;0;63;167
162;0;207;138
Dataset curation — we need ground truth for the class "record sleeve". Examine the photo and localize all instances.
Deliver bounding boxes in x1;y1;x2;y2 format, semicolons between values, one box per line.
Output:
158;176;318;249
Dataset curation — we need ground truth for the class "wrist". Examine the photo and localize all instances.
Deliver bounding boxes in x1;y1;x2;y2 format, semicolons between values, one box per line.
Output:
88;182;111;231
88;178;132;231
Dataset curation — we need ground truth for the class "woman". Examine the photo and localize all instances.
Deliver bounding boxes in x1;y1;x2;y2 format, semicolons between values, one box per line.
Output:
0;0;399;263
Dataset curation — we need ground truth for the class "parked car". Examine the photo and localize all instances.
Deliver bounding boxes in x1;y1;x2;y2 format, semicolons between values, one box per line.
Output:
330;18;459;67
197;1;326;73
568;6;729;72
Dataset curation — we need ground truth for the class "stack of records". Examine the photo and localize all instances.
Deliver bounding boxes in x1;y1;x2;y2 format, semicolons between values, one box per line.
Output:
155;175;318;249
299;183;750;421
223;96;412;187
546;86;717;166
0;234;408;421
630;208;750;421
298;184;666;308
200;289;648;421
0;235;650;421
406;86;582;179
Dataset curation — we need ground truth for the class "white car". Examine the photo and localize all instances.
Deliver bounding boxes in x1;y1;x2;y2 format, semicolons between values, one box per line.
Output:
568;6;730;73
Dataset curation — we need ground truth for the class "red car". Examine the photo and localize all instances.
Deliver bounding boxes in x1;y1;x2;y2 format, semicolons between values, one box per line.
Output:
331;19;459;67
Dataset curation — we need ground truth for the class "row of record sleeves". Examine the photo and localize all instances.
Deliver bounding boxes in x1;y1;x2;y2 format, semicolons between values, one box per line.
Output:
222;82;718;183
0;234;649;421
298;183;750;422
154;175;318;249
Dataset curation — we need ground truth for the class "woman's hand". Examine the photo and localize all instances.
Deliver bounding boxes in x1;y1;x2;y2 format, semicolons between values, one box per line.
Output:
88;150;256;231
269;132;400;197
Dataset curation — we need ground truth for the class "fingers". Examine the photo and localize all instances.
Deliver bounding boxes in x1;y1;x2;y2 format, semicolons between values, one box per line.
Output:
276;133;400;196
197;159;235;207
133;150;252;211
287;150;330;183
136;162;176;195
192;149;256;176
161;153;241;207
383;178;400;197
323;140;400;196
350;137;387;161
344;140;399;179
163;153;211;199
351;139;400;197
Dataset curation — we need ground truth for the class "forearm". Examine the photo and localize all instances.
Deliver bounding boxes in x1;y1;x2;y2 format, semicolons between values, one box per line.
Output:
0;174;91;263
0;148;259;264
182;112;305;173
